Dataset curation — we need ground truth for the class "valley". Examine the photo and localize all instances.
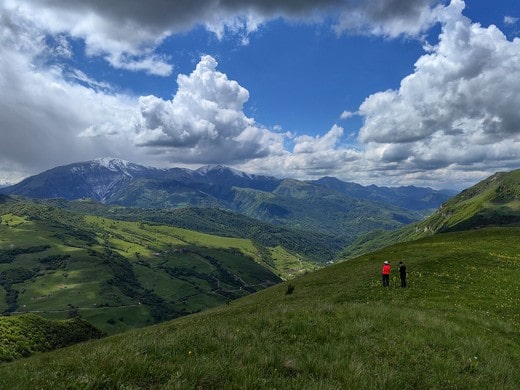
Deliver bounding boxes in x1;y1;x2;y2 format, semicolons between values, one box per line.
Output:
0;163;519;388
0;227;518;388
0;199;298;334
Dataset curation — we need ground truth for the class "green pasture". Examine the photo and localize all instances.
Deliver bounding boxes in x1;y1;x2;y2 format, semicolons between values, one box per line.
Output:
77;305;153;334
1;208;283;336
269;245;319;279
84;215;262;263
0;218;51;247
0;227;518;388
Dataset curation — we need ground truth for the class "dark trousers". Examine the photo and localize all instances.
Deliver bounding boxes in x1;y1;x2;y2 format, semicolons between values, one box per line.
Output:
400;275;406;287
382;274;389;287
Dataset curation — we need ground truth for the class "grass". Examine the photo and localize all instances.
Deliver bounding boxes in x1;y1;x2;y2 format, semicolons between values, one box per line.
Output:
0;227;518;388
0;207;286;335
0;314;104;362
269;245;319;279
85;216;260;259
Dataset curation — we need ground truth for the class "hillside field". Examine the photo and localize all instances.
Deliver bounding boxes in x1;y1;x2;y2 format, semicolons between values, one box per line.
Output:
2;202;322;335
0;314;104;362
0;227;518;388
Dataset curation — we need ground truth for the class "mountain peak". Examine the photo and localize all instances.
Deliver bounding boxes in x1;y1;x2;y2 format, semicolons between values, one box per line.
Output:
196;164;251;179
91;157;138;172
94;157;130;167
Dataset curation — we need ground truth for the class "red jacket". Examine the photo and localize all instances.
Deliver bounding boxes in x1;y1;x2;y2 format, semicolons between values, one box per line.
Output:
382;264;391;275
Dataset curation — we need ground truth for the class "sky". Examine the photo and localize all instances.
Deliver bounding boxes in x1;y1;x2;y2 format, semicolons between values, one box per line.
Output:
1;0;519;190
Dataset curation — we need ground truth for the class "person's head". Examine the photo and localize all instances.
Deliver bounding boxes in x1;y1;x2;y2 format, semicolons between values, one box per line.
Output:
384;261;389;265
399;261;403;265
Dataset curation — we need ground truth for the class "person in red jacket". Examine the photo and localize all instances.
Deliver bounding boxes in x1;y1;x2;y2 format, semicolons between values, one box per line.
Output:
382;261;391;287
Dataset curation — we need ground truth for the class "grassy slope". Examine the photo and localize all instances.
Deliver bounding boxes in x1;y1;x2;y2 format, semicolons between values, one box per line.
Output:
2;202;313;335
0;314;104;362
40;197;335;264
1;227;518;388
416;169;520;233
342;169;520;259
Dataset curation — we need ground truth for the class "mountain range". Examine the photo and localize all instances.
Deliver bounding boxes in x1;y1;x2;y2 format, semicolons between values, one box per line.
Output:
1;163;520;383
342;167;520;258
0;158;455;240
0;158;461;336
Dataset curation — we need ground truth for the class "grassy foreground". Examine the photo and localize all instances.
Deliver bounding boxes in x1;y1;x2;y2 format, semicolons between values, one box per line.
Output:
0;227;519;389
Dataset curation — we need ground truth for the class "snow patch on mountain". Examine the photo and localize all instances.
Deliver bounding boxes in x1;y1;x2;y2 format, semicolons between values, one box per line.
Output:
92;157;139;176
95;157;131;169
196;164;253;179
91;178;128;202
0;173;20;187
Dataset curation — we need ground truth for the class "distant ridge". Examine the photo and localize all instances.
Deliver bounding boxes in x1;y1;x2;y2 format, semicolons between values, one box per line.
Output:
341;167;520;258
0;158;454;239
416;168;520;233
1;158;452;209
0;158;280;204
312;176;456;211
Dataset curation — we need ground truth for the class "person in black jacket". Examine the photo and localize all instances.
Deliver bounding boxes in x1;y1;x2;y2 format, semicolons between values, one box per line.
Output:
398;261;407;288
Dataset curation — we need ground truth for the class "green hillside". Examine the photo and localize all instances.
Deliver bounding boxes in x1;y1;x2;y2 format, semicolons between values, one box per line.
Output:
1;198;322;335
342;168;520;259
232;180;421;239
1;227;518;388
1;162;438;242
0;314;104;362
48;199;344;263
417;169;520;233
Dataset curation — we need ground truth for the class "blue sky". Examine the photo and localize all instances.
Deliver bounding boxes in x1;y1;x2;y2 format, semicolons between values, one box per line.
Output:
1;0;519;190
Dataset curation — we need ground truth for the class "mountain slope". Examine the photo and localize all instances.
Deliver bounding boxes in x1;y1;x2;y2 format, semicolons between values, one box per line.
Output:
231;180;422;238
342;168;520;258
1;227;518;388
33;198;343;264
0;158;162;202
0;159;281;205
0;158;451;240
416;168;520;233
313;176;456;211
0;314;104;362
0;197;289;334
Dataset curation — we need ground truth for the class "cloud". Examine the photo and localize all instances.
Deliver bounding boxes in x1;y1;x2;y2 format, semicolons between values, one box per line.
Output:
0;6;142;179
504;16;519;25
68;69;113;91
4;0;174;75
356;0;520;183
333;0;446;38
6;0;445;75
132;55;282;164
2;0;519;192
340;110;356;120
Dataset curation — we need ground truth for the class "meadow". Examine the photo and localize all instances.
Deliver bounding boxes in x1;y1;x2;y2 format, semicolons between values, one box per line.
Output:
0;227;518;389
0;207;299;334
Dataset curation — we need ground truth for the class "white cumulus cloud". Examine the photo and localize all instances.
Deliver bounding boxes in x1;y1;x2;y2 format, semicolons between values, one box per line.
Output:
2;0;520;191
0;6;143;180
504;16;518;25
132;55;281;164
356;0;520;186
5;0;445;75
